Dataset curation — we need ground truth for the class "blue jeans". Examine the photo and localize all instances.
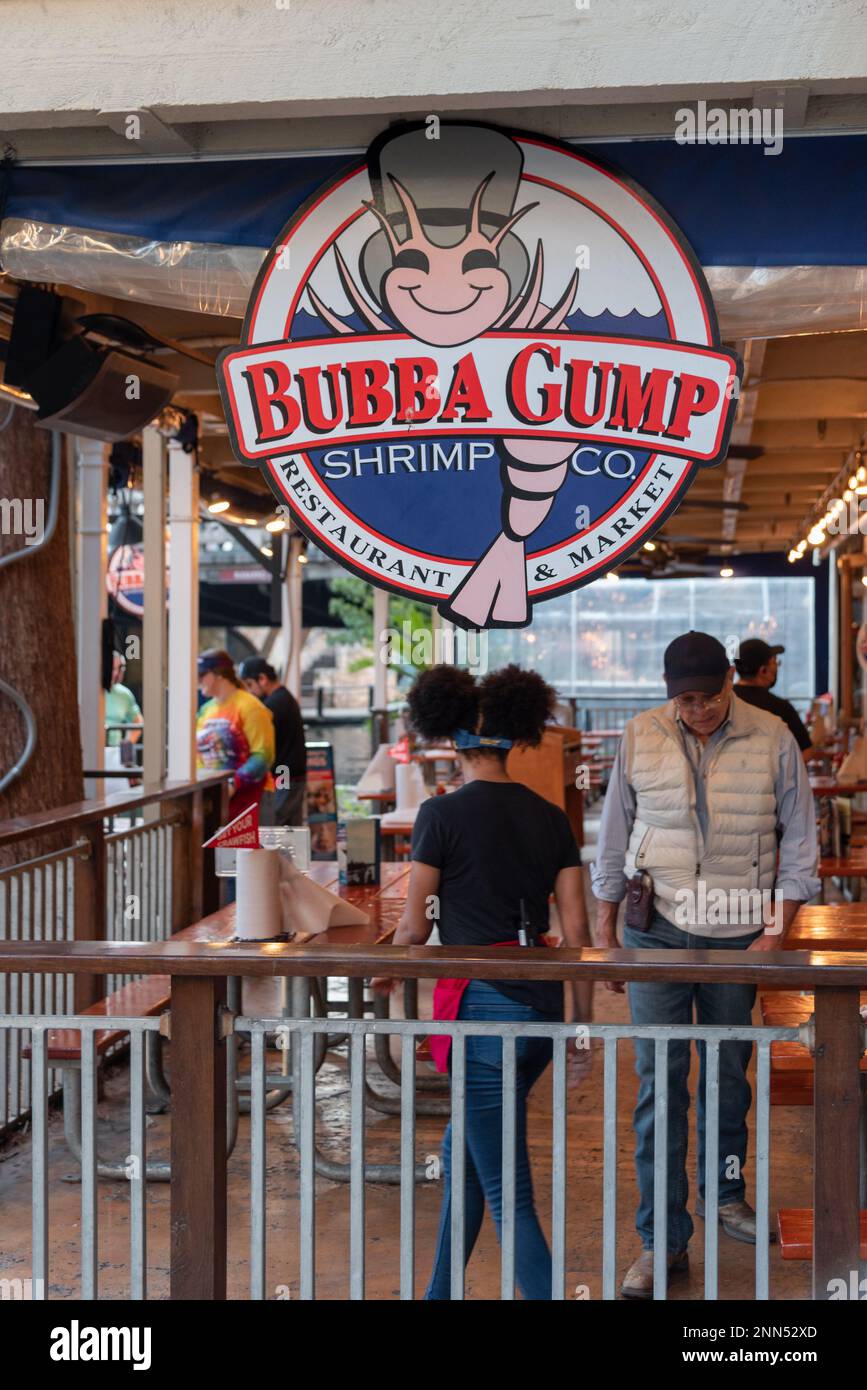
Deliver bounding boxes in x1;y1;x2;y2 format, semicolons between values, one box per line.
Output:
624;912;761;1254
425;980;555;1300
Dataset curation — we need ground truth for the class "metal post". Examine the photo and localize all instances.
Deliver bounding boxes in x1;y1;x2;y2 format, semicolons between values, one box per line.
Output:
372;586;390;750
142;427;167;787
74;436;107;799
167;442;199;781
283;533;304;699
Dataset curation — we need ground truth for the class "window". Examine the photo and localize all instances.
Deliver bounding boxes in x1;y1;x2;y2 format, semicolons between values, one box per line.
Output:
486;576;815;705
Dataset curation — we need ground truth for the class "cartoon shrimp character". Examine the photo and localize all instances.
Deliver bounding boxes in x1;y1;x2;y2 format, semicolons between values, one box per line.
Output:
304;123;579;629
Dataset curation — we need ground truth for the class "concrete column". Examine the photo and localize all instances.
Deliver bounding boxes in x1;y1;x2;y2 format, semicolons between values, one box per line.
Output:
74;435;107;800
141;427;167;785
167;442;199;781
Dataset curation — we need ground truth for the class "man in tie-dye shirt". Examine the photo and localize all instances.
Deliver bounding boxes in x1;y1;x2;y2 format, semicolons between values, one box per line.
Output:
196;649;275;817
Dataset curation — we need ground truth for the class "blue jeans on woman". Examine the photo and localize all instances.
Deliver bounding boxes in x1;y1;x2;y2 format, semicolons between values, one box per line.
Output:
624;912;761;1254
424;979;555;1300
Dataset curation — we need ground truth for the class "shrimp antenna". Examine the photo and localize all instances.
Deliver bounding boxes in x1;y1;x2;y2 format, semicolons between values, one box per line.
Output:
388;175;426;243
333;242;391;332
490;200;539;249
538;267;580;330
494;240;544;330
468;172;496;236
361;199;402;257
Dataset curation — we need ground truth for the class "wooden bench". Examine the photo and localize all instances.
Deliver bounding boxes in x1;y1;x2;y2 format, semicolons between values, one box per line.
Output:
778;1209;867;1260
759;990;867;1105
761;991;867;1257
22;976;171;1063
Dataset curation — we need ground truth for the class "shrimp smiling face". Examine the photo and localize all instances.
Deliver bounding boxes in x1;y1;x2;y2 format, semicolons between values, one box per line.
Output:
368;173;536;347
381;235;511;346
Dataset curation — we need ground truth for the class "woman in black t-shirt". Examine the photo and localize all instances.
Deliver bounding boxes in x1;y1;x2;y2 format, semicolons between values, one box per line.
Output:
374;664;591;1300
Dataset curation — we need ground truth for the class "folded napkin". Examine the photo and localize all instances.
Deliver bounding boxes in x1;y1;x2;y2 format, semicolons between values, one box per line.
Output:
838;735;867;780
381;805;423;827
278;856;370;935
356;743;396;794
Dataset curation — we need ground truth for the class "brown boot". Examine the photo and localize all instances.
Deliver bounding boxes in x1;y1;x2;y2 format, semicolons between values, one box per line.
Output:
620;1248;689;1300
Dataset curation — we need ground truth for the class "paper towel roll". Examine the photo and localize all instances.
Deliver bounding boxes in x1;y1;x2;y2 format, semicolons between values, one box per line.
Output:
395;761;428;813
236;847;283;940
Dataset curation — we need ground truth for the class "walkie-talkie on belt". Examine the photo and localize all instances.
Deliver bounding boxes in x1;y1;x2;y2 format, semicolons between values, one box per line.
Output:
517;897;536;947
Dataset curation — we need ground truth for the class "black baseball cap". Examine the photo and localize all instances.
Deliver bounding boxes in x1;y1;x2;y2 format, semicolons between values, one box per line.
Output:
735;638;784;677
239;656;277;682
664;631;731;698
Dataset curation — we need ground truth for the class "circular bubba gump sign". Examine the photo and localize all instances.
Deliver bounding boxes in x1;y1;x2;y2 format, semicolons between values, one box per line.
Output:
218;122;741;630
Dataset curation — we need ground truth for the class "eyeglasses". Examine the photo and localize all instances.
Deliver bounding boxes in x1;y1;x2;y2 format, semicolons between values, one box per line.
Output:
673;689;729;714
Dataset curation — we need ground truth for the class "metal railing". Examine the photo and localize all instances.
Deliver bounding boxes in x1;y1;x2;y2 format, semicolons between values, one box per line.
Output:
104;818;177;993
0;848;78;1132
0;775;228;1135
237;1011;796;1302
0;939;864;1301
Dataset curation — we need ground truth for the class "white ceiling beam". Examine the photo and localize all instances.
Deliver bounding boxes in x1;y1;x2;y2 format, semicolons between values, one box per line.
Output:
99;108;195;155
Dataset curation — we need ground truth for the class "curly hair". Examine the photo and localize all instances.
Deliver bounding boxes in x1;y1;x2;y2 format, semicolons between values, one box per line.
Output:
406;662;555;757
477;664;556;748
406;664;479;741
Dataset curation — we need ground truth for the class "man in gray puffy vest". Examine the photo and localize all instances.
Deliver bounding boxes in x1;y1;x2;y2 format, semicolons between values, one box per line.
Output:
591;630;819;1299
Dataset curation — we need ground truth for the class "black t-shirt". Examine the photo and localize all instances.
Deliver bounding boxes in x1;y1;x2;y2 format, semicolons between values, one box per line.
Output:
265;686;307;781
411;781;581;1016
734;683;811;752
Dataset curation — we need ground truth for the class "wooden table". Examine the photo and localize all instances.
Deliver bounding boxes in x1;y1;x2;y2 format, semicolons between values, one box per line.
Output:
785;903;867;952
769;903;867;1253
810;777;867;796
174;860;410;947
172;859;448;1184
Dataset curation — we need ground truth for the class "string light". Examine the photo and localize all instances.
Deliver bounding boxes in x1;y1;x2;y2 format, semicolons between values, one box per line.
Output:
265;517;286;533
207;499;230;514
719;567;734;579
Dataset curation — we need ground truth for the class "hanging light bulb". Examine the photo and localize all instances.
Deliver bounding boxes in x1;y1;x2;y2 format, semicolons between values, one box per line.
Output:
207;499;230;514
807;525;826;546
265;517;286;534
719;567;734;579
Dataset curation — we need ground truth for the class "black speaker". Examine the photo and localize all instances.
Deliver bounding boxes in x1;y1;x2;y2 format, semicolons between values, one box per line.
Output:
4;286;63;388
25;338;178;442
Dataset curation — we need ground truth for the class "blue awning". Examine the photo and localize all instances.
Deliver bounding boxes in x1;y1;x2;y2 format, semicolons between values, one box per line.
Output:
3;134;866;266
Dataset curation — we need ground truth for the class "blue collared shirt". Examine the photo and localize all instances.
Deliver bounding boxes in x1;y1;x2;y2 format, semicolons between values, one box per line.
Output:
590;699;820;908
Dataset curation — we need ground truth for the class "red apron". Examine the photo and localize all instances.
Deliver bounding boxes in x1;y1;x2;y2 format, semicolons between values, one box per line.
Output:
428;936;558;1073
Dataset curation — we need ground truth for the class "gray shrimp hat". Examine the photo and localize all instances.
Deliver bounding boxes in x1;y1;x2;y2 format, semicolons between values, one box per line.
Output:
360;124;532;308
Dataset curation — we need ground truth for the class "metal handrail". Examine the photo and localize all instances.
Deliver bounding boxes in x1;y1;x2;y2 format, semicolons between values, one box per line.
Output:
0;838;90;881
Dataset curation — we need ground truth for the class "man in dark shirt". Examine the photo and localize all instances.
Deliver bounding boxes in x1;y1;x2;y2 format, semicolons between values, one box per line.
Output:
733;639;816;758
239;657;307;824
